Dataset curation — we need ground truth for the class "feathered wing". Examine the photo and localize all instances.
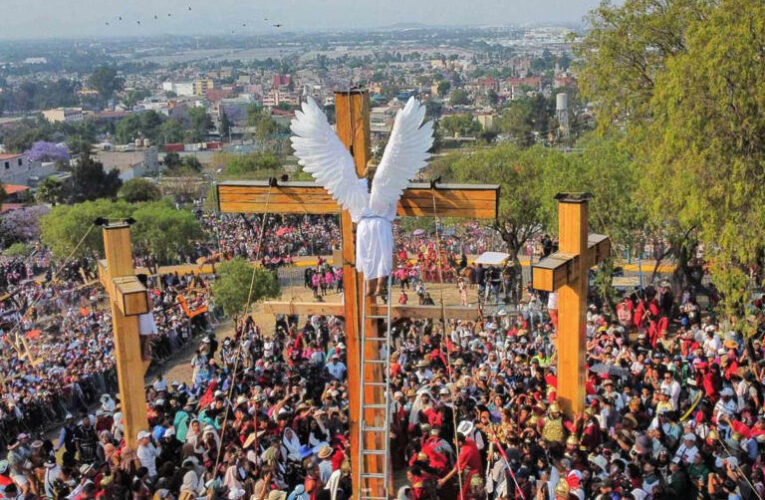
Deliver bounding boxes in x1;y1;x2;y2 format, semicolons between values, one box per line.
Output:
369;97;434;215
290;96;369;217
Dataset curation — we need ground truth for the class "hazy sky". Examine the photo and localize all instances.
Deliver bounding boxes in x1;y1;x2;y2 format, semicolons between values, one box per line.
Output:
1;0;604;40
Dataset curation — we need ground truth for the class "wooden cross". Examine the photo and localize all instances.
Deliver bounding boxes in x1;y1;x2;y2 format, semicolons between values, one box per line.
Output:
531;193;610;417
97;221;152;449
215;89;499;498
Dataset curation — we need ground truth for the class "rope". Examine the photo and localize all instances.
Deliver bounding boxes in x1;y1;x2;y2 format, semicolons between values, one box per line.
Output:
212;185;274;475
3;223;97;363
714;431;763;500
429;186;464;499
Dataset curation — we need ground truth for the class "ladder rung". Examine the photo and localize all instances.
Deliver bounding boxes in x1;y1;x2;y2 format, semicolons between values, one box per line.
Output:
362;403;386;409
362;426;387;432
361;473;387;479
365;337;388;341
365;382;388;387
362;449;387;455
366;315;387;320
360;497;389;500
364;359;386;364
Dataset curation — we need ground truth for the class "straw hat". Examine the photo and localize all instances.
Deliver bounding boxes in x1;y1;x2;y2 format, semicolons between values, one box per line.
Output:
318;445;333;460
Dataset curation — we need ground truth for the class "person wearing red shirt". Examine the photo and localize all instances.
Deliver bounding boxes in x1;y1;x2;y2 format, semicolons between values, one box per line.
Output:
437;432;482;498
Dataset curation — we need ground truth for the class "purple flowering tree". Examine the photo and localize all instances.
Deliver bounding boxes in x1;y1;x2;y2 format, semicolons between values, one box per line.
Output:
0;205;50;246
24;141;70;163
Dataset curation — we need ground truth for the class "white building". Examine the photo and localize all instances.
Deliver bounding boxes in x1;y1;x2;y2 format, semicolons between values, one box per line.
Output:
0;153;54;185
41;107;84;124
161;81;194;97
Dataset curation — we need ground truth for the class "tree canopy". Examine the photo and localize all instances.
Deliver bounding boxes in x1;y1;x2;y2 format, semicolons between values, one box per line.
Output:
119;178;162;203
211;258;280;318
575;0;765;330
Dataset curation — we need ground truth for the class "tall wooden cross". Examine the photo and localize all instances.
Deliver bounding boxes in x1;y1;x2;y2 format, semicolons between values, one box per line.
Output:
215;89;498;498
531;193;610;416
97;221;152;449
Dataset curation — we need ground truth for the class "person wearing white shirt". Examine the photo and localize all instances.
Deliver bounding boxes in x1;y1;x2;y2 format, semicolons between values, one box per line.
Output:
136;430;161;479
674;433;699;465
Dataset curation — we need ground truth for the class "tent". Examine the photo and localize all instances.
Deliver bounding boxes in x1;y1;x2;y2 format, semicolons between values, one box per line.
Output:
474;252;510;266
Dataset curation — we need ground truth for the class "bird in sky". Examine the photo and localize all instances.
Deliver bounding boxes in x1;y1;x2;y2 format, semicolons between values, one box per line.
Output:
154;15;158;20
273;24;283;28
188;6;192;11
118;16;123;21
290;97;433;294
137;20;141;24
105;22;110;25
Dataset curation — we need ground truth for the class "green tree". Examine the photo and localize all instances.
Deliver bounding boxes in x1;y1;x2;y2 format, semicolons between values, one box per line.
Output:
219;110;231;140
3;242;31;257
450;143;551;298
576;0;765;332
437;80;451;98
450;89;470;106
69;151;122;202
160;119;185;144
187;107;212;142
35;177;66;206
119;178;162;203
40;199;134;259
115;114;142;144
439;114;481;138
131;199;204;264
211;258;280;318
88;66;124;100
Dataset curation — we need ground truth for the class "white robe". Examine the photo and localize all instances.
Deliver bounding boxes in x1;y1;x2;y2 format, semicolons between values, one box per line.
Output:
353;201;397;281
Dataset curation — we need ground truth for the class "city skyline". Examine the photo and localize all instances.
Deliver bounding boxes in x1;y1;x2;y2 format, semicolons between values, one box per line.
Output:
1;0;606;40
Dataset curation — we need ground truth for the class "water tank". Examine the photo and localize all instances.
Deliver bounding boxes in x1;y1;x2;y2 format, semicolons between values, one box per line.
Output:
134;138;143;148
143;138;151;148
556;93;568;112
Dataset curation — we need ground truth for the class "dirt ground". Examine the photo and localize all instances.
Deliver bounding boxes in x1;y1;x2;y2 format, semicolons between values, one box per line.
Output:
155;280;489;384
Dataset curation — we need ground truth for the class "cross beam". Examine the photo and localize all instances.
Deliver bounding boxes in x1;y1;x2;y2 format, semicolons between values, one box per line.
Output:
261;301;484;321
98;222;151;449
215;180;499;219
531;193;611;417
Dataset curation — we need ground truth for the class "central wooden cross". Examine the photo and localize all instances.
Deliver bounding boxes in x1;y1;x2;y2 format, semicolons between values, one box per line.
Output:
531;193;610;417
216;89;498;498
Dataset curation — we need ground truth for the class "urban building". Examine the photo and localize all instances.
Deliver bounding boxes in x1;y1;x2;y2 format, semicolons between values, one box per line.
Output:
42;107;84;124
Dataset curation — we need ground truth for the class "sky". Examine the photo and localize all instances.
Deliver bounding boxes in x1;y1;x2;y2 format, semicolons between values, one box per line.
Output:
1;0;605;40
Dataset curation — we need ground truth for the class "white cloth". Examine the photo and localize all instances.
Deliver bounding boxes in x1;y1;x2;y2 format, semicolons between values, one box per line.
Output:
354;202;397;280
137;443;161;477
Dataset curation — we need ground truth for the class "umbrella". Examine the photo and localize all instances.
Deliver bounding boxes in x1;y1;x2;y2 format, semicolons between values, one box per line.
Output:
276;227;293;237
25;329;41;340
412;229;426;236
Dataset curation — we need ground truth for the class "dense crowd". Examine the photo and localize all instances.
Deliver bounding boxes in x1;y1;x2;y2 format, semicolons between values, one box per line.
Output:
0;268;762;500
0;267;213;454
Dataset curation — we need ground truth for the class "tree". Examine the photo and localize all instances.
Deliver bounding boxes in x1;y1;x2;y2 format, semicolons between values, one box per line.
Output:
36;177;66;206
450;89;470;106
119;178;162;203
219;110;231;140
439;114;481;138
187;107;212;142
40;199;134;259
437;80;451;98
3;242;32;258
0;206;49;247
211;258;280;318
25;141;70;163
88;66;124;100
131;199;204;264
450;144;551;299
160;119;185;144
69;152;122;202
576;0;765;332
216;152;283;179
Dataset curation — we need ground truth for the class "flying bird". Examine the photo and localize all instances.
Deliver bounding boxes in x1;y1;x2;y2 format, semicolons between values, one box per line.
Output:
168;13;172;17
273;24;283;28
188;6;192;10
118;16;123;21
290;96;433;295
154;15;158;20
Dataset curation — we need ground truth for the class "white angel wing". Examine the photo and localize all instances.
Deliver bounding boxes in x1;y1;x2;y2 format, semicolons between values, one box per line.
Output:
290;96;369;216
369;97;434;215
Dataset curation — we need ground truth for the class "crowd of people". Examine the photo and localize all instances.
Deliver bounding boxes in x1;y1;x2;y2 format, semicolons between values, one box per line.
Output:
0;265;213;454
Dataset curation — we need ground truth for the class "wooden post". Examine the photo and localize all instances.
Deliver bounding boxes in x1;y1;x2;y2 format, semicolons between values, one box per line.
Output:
335;90;388;498
102;223;150;449
556;198;588;416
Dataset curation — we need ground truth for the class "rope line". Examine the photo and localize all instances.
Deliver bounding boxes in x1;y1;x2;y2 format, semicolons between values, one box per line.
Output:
212;185;274;474
430;186;464;499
